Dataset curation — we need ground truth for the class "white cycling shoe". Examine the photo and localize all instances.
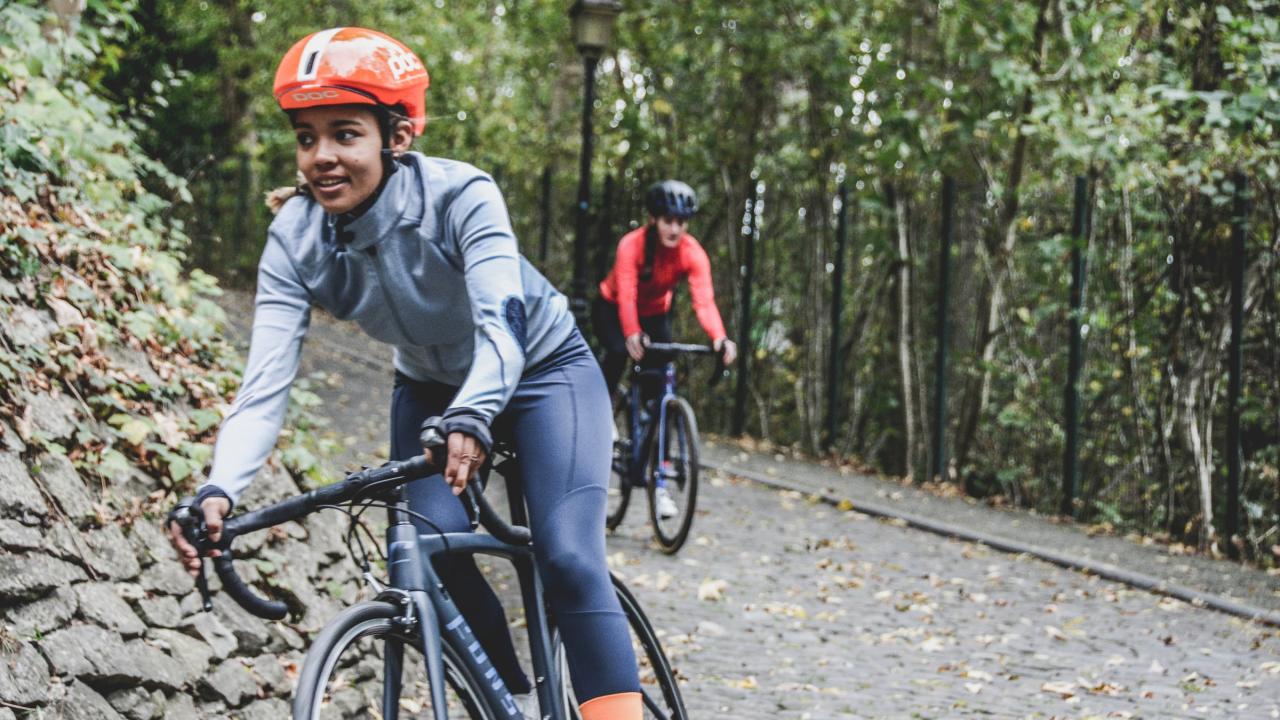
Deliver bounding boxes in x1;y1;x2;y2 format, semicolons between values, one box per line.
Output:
654;486;679;520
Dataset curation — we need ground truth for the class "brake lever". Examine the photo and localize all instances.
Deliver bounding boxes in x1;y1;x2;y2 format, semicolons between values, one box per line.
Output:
462;483;481;531
171;503;216;612
194;560;214;611
709;347;729;388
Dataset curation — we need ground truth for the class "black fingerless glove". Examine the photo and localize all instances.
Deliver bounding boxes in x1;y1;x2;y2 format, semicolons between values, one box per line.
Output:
194;485;233;512
420;408;492;456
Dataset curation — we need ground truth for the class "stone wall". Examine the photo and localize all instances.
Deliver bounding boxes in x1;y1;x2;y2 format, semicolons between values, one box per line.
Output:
0;304;358;719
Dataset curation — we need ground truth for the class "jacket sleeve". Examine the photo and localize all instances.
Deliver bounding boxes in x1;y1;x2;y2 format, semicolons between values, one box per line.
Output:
200;235;312;504
613;233;643;337
684;238;727;342
443;176;527;426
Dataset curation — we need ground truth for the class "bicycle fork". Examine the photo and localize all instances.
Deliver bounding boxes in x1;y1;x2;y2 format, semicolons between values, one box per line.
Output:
647;366;680;494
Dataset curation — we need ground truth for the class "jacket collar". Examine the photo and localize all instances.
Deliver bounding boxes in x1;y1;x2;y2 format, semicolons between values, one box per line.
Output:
333;158;417;252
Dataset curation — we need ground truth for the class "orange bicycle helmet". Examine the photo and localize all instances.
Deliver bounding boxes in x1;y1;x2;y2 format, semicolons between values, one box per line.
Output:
273;27;430;136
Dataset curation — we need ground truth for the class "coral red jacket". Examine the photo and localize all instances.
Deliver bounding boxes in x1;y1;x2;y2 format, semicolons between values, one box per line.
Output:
599;226;727;341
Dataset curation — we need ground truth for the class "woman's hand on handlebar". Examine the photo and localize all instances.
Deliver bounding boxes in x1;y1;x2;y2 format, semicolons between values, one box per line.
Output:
424;431;488;496
167;496;230;577
715;337;738;366
626;333;648;361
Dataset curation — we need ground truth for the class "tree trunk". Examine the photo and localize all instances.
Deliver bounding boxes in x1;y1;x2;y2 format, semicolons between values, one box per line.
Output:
953;0;1053;475
1175;371;1216;551
1120;186;1155;485
891;184;917;480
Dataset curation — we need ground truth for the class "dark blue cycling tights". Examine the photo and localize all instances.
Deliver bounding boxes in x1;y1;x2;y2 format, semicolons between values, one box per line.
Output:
390;331;639;703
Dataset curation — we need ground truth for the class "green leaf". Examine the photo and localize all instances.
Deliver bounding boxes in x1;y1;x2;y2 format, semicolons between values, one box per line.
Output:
115;418;152;445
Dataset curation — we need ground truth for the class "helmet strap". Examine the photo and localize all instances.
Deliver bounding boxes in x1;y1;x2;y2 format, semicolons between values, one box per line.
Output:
373;106;401;183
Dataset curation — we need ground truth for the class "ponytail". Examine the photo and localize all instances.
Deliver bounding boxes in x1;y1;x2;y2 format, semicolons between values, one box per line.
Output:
640;224;659;282
265;171;310;215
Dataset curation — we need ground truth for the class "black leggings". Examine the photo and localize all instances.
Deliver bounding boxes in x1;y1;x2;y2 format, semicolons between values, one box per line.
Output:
591;297;672;396
389;331;639;702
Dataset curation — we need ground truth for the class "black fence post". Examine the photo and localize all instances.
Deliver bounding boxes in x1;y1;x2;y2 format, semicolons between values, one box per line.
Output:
539;165;552;264
732;183;760;437
932;176;956;482
825;180;849;451
596;173;615;284
1226;170;1248;559
572;54;599;327
1061;176;1089;518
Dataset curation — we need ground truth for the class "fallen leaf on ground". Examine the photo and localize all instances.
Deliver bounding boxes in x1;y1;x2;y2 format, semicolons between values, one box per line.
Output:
1044;625;1068;641
1041;681;1076;698
919;636;946;652
698;578;728;601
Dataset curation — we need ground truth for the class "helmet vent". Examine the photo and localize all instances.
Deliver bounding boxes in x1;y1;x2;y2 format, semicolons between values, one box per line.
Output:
296;27;343;81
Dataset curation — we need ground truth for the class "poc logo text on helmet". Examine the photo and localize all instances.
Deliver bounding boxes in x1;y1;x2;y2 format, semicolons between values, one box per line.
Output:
293;90;341;102
386;46;425;81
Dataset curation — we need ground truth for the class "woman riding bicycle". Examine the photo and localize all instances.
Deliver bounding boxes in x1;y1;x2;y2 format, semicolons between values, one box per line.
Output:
165;27;641;720
593;180;737;516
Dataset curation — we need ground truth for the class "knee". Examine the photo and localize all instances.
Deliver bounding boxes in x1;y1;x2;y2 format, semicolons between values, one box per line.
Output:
536;489;610;611
541;545;608;611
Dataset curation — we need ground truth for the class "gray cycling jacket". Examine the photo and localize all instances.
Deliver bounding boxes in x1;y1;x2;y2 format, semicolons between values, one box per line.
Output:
202;153;574;502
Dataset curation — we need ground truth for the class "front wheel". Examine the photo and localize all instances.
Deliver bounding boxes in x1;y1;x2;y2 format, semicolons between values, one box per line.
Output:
645;397;699;554
292;600;498;720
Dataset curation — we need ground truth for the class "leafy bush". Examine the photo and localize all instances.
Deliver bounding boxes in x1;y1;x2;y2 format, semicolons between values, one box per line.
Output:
0;3;328;514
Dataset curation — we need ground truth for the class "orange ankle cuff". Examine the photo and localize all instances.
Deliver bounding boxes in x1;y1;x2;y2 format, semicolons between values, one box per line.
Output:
578;691;642;720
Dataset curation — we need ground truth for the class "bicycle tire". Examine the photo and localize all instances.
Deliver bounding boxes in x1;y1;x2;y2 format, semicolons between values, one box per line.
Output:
554;574;687;720
292;600;499;720
645;396;699;554
606;405;633;532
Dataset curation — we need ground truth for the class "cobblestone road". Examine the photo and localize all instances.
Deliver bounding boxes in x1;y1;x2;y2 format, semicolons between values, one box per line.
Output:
608;461;1279;719
219;292;1280;718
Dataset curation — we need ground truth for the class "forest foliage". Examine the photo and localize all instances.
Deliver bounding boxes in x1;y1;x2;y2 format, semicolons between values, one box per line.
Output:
18;0;1280;561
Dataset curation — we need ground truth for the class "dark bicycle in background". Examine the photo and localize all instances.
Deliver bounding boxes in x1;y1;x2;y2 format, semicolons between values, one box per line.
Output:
172;426;687;720
607;342;726;554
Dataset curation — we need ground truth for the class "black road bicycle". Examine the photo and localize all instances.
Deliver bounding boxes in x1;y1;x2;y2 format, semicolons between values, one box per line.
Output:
172;427;688;720
606;342;725;554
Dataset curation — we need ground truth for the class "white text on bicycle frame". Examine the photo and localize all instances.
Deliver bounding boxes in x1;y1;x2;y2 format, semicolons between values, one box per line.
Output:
446;615;520;717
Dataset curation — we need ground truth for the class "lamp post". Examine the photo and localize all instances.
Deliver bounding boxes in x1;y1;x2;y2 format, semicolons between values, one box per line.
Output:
569;0;621;329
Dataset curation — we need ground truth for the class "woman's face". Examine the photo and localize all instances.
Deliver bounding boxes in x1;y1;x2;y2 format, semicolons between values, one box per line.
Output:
292;105;412;215
652;215;688;248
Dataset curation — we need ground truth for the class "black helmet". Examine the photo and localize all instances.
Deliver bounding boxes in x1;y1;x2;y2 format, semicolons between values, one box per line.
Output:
645;180;698;219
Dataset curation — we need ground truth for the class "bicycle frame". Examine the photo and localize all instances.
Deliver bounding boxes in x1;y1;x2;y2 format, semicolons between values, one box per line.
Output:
624;362;680;490
381;483;565;720
184;445;669;720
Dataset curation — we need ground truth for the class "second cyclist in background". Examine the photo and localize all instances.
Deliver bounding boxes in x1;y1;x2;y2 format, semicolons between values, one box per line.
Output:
593;180;736;518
